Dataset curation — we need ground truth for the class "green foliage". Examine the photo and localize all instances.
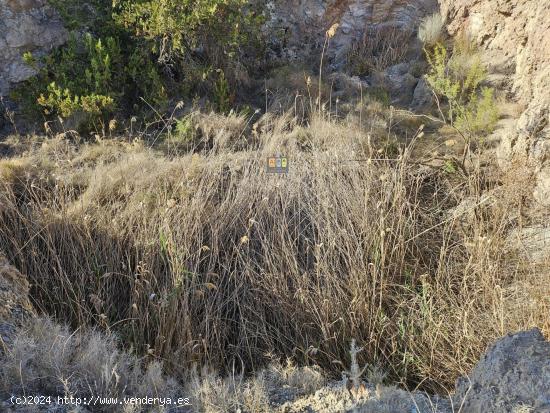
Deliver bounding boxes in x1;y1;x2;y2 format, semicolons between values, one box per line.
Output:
122;0;264;106
464;87;499;135
17;29;166;132
425;42;499;137
367;87;391;106
16;0;264;132
35;34;121;119
175;115;194;140
443;158;458;174
213;70;232;114
47;0;113;32
37;83;115;118
112;0;265;83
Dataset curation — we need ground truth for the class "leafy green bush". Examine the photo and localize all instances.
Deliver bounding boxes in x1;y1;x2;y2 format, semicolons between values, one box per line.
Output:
112;0;264;74
16;0;264;132
213;70;232;113
425;42;499;138
112;0;265;99
17;31;166;133
33;34;121;118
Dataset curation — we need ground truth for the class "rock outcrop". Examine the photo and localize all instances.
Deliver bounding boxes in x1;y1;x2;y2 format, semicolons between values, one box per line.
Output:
0;254;34;351
0;0;67;96
439;0;550;207
267;0;438;63
266;0;438;106
454;329;550;413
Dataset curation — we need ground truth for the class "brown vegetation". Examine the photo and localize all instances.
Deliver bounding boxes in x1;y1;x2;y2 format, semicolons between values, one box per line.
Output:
0;109;548;398
346;26;413;76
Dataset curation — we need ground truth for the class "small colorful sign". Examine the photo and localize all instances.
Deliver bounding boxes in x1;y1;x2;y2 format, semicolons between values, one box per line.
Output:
266;156;289;174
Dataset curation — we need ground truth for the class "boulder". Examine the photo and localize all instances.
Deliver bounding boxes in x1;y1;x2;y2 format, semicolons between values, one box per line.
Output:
410;77;433;111
454;329;550;413
384;63;419;106
0;0;67;96
366;63;419;106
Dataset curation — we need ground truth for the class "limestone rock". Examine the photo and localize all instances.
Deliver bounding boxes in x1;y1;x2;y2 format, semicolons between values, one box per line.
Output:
384;63;418;106
439;0;550;206
0;0;67;95
266;0;438;64
454;329;550;412
410;77;433;111
365;63;419;106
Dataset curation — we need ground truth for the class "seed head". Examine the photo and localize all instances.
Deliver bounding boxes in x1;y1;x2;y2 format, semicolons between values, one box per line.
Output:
326;23;339;39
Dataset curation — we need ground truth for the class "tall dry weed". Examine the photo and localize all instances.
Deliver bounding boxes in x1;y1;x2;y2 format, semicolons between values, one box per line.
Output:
0;112;546;393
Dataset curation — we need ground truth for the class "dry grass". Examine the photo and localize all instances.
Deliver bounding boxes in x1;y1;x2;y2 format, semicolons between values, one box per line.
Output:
0;109;548;397
347;26;413;77
0;317;326;412
418;13;446;47
188;367;272;413
0;317;184;412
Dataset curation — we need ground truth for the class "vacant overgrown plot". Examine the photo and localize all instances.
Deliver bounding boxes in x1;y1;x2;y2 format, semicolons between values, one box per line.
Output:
0;111;546;396
1;2;549;411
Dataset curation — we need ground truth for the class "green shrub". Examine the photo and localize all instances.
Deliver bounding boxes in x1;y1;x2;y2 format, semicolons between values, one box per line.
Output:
47;0;113;32
367;87;391;106
17;30;166;133
425;42;499;138
16;0;264;132
213;70;232;114
34;34;121;119
112;0;265;86
461;86;499;135
175;115;195;140
37;83;115;118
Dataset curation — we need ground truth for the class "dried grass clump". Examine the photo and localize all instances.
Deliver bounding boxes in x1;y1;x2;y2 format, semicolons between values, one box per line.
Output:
418;13;445;47
263;361;326;396
0;317;184;412
0;110;547;394
347;26;413;76
188;368;270;413
187;361;327;412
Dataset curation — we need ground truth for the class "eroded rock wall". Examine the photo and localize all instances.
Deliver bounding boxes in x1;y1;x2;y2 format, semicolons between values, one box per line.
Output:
267;0;438;63
0;0;67;96
439;0;550;206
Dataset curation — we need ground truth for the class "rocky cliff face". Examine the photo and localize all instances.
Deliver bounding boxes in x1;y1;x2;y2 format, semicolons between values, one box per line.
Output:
268;0;438;63
439;0;550;206
0;0;67;96
267;0;438;106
